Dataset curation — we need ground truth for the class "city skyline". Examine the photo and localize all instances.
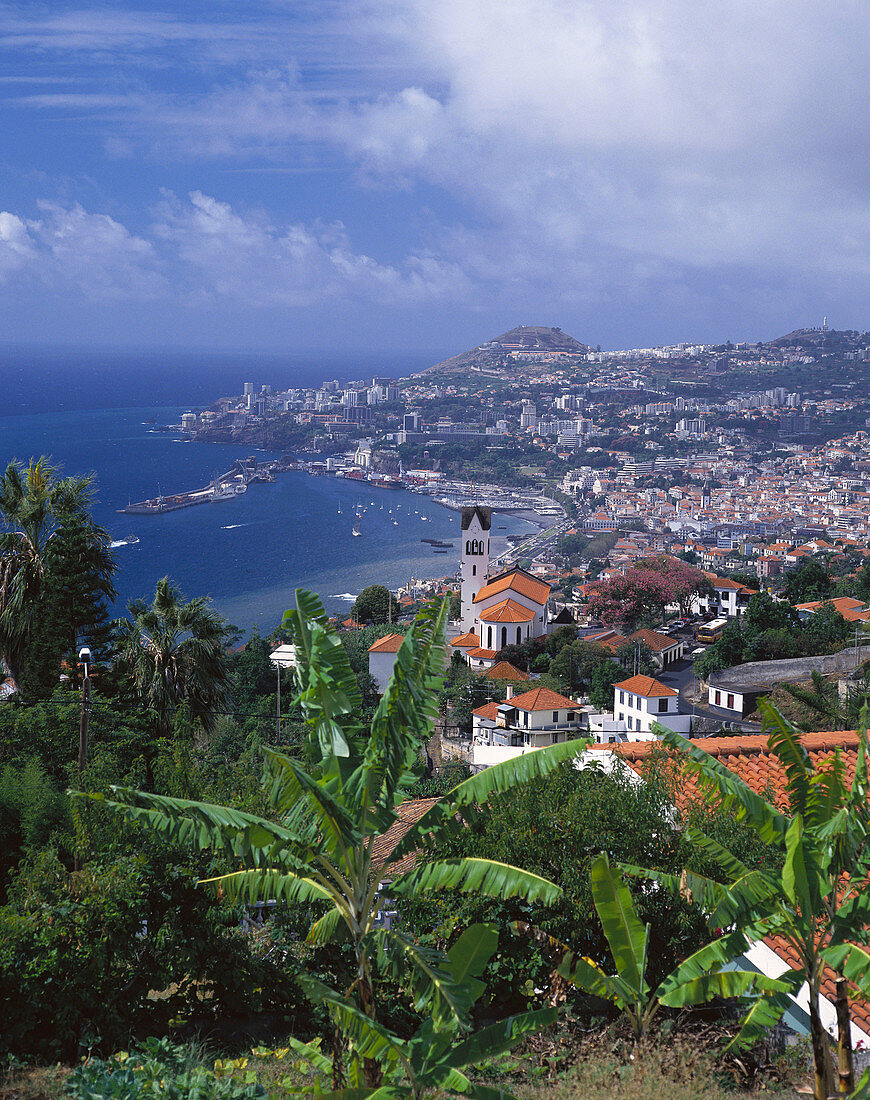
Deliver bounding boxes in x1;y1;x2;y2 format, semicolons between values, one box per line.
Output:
0;0;868;353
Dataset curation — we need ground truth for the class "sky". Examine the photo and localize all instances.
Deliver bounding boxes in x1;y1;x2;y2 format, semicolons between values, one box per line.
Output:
0;0;868;355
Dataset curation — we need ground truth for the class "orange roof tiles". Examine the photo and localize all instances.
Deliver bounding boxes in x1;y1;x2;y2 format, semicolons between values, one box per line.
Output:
614;674;678;698
450;631;480;647
473;568;551;606
367;632;404;654
794;596;870;622
610;731;862;812
478;598;537;623
467;647;498;659
505;686;580;711
482;661;531;682
630;628;682;653
472;701;500;720
370;797;439;876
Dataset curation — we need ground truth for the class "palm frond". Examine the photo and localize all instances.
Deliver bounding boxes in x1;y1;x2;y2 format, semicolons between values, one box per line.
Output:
392;857;562;906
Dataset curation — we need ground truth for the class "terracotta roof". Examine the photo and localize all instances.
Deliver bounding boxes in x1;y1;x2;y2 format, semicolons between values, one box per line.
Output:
629;628;681;653
609;731;862;813
370;797;439;876
450;631;480;647
586;629;628;653
367;633;404;653
794;596;870;622
614;674;678;698
472;701;500;720
467;647;498;659
708;576;755;593
764;932;870;1038
473;568;551;606
478;598;537;623
504;686;580;712
482;661;531;682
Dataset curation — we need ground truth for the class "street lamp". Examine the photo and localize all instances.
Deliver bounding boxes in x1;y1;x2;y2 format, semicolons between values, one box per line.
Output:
269;644;297;742
78;647;91;781
75;646;91;874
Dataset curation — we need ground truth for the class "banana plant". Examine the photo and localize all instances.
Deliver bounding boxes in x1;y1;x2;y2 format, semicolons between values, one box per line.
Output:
620;704;870;1100
535;852;788;1043
80;591;587;1088
279;922;557;1100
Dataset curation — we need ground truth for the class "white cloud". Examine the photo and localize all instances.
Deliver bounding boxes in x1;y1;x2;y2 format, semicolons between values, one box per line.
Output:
153;190;471;305
0;192;470;308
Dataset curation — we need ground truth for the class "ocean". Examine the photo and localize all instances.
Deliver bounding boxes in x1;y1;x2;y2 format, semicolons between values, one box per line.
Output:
0;349;536;632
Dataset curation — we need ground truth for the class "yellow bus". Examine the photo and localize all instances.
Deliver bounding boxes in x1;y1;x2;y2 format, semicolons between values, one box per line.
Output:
696;618;728;645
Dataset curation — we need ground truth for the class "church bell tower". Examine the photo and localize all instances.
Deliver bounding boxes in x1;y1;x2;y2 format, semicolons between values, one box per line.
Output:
460;506;491;633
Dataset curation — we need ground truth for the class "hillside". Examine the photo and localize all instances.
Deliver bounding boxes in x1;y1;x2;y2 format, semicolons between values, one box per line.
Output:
421;325;590;375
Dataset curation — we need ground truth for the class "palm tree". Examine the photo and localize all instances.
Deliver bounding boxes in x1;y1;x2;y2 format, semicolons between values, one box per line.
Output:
115;577;232;738
627;706;870;1100
87;591;587;1090
0;457;115;693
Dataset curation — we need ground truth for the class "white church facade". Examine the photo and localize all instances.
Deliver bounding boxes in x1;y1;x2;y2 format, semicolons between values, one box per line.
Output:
459;506;550;652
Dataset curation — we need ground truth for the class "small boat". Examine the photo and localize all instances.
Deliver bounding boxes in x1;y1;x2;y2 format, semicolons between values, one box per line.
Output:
392;520;399;526
352;522;361;537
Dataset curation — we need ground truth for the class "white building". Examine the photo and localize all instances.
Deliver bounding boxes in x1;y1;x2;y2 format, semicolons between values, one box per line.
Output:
611;675;691;740
367;633;404;694
471;569;551;651
472;685;587;752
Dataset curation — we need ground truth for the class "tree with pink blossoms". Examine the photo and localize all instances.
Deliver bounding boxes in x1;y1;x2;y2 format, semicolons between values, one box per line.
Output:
585;555;708;630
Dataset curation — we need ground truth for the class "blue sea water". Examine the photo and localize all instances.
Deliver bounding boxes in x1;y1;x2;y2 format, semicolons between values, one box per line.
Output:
0;349;535;632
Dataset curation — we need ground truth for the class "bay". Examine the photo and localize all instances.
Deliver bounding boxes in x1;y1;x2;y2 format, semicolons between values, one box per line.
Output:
0;378;535;633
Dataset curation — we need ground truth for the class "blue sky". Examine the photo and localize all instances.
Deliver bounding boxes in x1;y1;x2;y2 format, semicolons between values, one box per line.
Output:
1;0;868;354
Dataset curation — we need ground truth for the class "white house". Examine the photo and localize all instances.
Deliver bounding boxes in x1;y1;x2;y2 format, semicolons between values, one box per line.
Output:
472;686;587;751
692;576;755;619
367;633;404;694
611;674;691;740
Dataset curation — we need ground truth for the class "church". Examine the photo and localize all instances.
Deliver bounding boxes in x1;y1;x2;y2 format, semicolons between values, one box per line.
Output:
458;506;551;653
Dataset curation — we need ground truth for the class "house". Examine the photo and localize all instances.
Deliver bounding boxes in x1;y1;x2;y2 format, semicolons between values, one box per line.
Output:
367;633;404;694
793;595;870;624
628;628;685;668
471;687;588;769
693;575;755;618
611;675;691;740
480;661;531;683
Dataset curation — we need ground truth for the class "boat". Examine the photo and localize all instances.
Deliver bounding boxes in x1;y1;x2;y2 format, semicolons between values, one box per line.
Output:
352;521;361;537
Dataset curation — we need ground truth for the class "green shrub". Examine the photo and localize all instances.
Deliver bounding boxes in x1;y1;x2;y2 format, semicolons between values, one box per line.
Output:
64;1038;265;1099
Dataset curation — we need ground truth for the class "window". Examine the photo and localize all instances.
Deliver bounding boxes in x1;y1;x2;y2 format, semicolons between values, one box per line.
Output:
618;691;624;704
658;698;668;713
567;712;575;721
727;693;735;709
715;690;721;705
552;711;559;723
472;564;476;576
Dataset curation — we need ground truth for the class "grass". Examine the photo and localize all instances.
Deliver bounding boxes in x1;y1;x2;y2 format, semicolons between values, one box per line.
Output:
0;1032;809;1099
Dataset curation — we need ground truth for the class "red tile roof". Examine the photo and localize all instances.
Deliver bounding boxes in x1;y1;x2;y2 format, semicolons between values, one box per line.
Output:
467;647;498;659
614;674;678;698
473;569;551;606
482;661;531;682
367;632;404;653
450;631;480;647
472;701;500;721
370;797;439;876
630;628;681;653
608;731;862;812
505;686;580;712
478;598;537;623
